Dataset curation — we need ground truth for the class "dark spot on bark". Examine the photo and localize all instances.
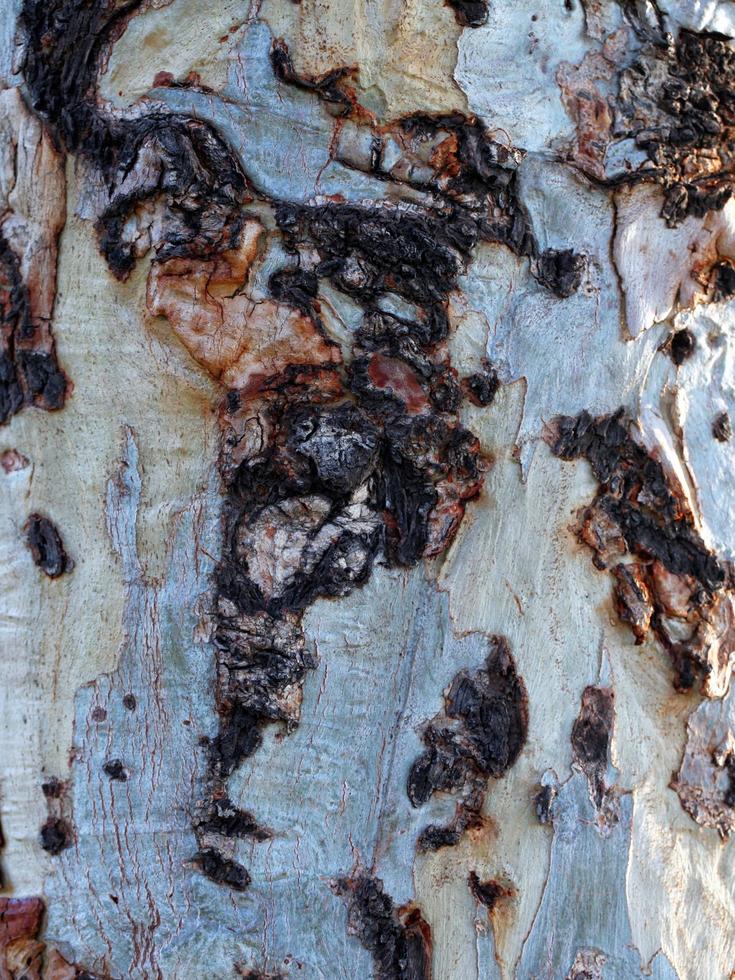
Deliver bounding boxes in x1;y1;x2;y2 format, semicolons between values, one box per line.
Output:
102;759;127;782
536;248;586;298
463;366;500;407
91;706;107;722
415;807;485;853
712;411;732;442
467;871;513;913
24;514;72;578
122;693;137;711
409;638;528;805
723;754;735;808
669;328;696;365
194;848;251;891
196;798;272;842
210;704;263;779
41;778;63;799
712;262;735;301
445;0;489;27
428;367;461;413
549;409;731;691
39;817;70;855
408;637;527;848
334;875;431;980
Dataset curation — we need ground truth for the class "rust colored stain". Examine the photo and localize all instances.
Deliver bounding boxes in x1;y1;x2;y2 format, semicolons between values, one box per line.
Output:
0;897;44;946
366;353;431;414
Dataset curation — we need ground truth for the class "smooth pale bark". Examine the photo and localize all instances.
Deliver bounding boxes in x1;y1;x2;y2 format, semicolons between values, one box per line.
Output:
2;1;735;978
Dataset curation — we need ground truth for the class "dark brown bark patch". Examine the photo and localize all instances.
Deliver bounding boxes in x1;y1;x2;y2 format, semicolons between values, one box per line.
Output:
39;817;71;855
0;231;67;425
195;798;271;842
193;849;251;891
463;365;500;407
445;1;489;28
408;637;528;850
549;409;734;693
24;514;73;578
712;411;732;442
271;38;356;115
102;759;127;782
333;875;432;980
668;328;696;366
467;871;514;914
535;248;586;299
21;0;248;281
712;261;735;301
534;781;557;824
565;21;735;225
571;686;618;824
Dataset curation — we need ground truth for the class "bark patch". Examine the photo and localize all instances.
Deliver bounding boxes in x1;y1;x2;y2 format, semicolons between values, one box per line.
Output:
549;409;735;695
445;1;489;28
333;875;431;980
712;411;732;443
24;514;73;578
560;20;735;226
571;685;619;827
467;871;514;915
407;637;528;850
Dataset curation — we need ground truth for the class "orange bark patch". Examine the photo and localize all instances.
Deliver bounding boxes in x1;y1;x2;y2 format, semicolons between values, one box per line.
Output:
221;300;341;394
147;221;340;390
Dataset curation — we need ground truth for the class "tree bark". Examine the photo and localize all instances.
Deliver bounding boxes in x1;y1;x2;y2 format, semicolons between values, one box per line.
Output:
2;1;735;978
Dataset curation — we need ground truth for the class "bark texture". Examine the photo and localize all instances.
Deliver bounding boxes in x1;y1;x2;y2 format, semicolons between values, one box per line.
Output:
2;0;735;978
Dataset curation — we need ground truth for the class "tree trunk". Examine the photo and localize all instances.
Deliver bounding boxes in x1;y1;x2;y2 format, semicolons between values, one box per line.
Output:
2;1;735;977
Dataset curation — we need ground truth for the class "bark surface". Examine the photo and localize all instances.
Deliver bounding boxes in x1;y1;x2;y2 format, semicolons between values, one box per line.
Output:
2;1;735;978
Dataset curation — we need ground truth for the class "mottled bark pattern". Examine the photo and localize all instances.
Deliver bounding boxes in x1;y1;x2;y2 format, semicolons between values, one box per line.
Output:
4;0;735;977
